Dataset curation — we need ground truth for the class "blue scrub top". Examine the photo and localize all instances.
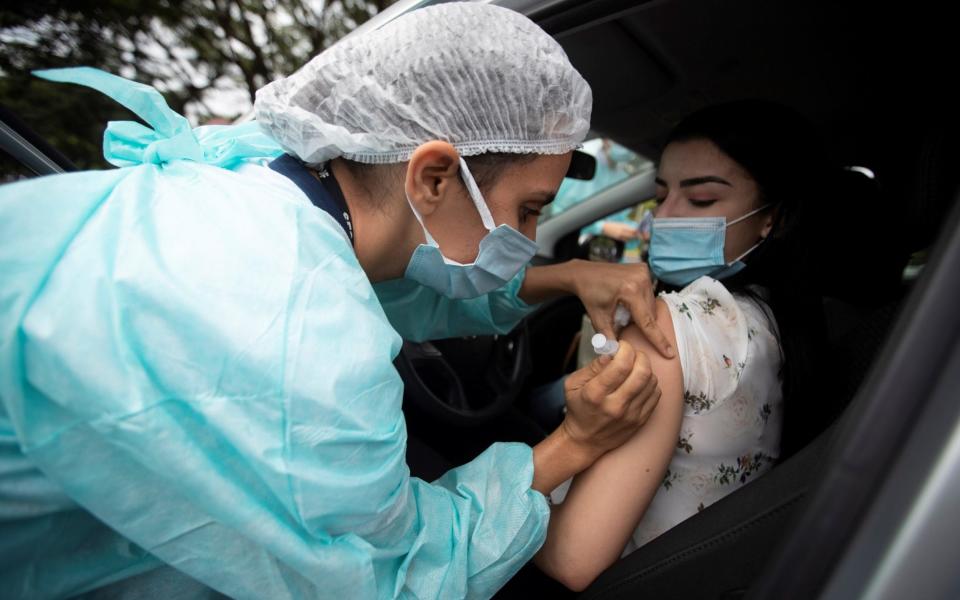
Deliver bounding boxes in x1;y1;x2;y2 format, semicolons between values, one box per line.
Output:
0;68;549;599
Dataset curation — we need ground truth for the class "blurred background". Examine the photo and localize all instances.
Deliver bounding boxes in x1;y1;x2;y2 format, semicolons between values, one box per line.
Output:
0;0;397;171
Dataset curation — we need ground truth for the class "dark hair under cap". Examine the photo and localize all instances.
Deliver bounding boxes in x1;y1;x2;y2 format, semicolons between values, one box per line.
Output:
665;99;832;241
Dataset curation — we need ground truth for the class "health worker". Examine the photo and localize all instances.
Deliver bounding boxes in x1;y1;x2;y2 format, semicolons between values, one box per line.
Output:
0;3;671;599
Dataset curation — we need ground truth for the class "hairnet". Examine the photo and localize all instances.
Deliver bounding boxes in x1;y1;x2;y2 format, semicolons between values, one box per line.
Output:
254;2;592;165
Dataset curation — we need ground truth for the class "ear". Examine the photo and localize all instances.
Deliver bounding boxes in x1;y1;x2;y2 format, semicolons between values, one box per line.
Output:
405;141;461;217
760;206;777;240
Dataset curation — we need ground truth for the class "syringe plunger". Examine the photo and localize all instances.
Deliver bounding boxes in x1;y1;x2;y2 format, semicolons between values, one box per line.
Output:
591;333;619;356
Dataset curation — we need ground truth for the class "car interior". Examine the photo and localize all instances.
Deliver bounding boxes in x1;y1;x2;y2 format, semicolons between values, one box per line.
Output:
1;0;957;598
395;0;959;598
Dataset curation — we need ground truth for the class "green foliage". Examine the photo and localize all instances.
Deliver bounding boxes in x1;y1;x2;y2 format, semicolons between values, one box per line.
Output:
0;0;395;170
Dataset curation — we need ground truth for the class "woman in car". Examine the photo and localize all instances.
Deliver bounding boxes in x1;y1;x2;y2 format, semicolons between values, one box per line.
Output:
534;100;832;591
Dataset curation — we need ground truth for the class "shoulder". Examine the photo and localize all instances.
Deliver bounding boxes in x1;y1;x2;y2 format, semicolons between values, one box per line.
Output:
732;286;780;345
155;161;361;277
21;159;393;385
659;277;742;325
656;277;756;414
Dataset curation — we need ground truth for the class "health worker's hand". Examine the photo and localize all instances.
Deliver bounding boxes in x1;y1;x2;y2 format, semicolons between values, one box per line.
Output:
568;259;674;358
560;340;660;458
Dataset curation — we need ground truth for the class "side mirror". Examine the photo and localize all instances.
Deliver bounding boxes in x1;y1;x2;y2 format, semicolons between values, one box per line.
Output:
566;149;596;180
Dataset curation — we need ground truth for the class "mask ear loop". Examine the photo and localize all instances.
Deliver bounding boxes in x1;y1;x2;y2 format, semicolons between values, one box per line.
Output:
404;191;441;247
725;203;772;228
404;156;498;248
724;203;773;265
728;238;765;264
458;157;497;231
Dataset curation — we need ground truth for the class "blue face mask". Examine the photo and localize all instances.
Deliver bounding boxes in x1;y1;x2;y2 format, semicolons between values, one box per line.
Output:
648;204;770;287
404;156;539;298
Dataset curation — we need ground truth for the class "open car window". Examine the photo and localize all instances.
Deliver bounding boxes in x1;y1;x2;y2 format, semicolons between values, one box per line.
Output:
538;137;657;263
541;136;652;222
579;198;658;263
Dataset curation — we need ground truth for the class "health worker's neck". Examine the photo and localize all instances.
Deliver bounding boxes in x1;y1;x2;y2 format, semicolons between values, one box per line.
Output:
329;160;422;284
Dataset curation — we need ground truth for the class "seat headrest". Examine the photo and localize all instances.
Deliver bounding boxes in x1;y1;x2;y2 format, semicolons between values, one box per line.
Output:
809;168;909;305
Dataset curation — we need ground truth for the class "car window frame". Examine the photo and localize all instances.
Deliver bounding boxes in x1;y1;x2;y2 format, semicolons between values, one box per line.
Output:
0;106;77;176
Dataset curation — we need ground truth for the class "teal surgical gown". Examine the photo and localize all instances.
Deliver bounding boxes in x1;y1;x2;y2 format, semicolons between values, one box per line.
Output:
0;69;549;599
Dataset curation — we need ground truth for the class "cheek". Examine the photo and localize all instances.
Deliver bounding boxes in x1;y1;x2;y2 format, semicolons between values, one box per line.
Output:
486;195;522;228
724;222;764;261
485;188;536;239
518;218;537;241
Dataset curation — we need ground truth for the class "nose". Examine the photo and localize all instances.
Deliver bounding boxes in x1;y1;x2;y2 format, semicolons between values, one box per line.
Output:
654;192;680;218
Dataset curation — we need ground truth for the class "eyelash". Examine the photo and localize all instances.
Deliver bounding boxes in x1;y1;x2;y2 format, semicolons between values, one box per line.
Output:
520;206;542;223
654;197;717;208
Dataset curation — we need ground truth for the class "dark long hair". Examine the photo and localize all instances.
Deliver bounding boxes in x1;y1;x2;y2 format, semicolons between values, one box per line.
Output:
662;100;837;456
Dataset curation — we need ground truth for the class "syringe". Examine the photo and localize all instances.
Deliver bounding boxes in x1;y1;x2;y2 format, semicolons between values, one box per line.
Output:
614;304;631;328
591;333;619;356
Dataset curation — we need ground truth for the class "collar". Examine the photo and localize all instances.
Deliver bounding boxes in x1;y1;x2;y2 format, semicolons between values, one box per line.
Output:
268;154;355;245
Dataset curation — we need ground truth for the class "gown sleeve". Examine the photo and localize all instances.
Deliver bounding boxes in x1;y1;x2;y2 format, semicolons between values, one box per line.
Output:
372;266;537;343
0;161;548;600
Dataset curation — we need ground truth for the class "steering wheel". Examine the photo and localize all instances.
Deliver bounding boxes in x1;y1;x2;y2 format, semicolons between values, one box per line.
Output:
394;321;532;426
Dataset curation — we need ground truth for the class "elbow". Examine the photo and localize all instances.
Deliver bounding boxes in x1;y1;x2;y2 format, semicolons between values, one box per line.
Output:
536;553;602;593
554;567;600;593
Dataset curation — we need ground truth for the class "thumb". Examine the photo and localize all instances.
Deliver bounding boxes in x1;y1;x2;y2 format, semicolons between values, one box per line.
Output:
565;352;613;390
591;309;615;339
622;294;675;359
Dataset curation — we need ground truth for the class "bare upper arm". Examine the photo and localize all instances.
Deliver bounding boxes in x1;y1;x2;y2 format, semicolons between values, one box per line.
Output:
620;298;682;387
536;299;685;590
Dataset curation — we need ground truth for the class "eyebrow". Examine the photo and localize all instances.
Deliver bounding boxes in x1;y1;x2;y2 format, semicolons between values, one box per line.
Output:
654;175;733;188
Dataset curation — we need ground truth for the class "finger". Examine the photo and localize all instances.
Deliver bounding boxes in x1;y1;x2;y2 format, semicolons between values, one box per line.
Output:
604;349;655;413
635;386;662;425
591;308;615;339
632;370;660;417
584;340;636;400
642;275;657;313
639;266;674;358
630;388;661;427
621;366;660;422
631;349;656;392
564;352;612;391
622;292;675;359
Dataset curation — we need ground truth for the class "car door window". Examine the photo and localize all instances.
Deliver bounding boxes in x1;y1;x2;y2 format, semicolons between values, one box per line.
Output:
580;198;658;263
541;137;651;221
540;137;655;263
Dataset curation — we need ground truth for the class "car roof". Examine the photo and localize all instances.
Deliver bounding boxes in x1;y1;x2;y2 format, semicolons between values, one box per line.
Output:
515;2;949;171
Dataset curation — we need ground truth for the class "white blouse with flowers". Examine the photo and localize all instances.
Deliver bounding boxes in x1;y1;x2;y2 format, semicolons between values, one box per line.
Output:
627;275;783;552
551;276;784;555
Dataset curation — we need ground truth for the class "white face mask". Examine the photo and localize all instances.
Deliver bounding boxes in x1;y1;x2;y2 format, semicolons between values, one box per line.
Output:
403;157;539;298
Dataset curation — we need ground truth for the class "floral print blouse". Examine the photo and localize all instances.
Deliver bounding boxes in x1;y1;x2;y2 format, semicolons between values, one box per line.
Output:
551;276;784;554
625;276;783;552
